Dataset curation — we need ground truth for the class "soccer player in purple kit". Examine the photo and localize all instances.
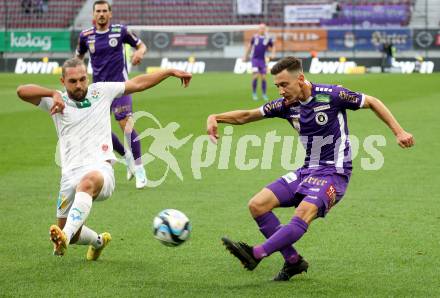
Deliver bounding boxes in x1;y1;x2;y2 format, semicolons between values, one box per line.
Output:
76;0;148;189
243;23;276;101
207;57;414;281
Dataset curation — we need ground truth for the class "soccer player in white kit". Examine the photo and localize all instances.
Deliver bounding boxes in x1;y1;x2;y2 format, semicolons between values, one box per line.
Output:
16;58;192;259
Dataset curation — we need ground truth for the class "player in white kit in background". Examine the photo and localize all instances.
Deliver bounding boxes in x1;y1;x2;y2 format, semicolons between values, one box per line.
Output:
16;58;192;259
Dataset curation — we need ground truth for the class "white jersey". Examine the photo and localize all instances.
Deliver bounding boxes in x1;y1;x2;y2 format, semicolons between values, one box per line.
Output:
39;82;125;174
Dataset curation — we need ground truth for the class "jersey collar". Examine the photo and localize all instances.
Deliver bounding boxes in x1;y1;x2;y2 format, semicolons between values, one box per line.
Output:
95;28;110;34
299;80;314;105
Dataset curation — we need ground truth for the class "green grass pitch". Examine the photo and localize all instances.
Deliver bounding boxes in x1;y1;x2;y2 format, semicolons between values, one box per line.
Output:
0;72;439;297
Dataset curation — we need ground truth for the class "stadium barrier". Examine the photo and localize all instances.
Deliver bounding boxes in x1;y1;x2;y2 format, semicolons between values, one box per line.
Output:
1;57;438;74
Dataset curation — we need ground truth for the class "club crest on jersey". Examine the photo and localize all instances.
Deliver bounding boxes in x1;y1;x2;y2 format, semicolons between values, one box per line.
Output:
90;89;100;100
109;38;118;47
315;112;328;125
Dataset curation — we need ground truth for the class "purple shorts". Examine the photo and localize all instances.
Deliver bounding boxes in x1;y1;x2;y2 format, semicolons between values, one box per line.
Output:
266;167;351;218
111;94;133;121
251;58;267;74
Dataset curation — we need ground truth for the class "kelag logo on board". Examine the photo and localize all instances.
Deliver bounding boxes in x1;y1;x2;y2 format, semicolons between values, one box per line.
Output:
10;32;52;51
0;31;71;52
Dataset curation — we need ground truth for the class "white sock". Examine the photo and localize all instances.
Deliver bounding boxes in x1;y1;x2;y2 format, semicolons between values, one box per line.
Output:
135;164;145;172
63;192;92;243
76;225;103;248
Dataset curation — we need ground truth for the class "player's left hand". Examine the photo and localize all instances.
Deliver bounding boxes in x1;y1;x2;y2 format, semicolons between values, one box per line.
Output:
131;51;144;66
50;92;65;115
396;131;415;148
171;69;192;88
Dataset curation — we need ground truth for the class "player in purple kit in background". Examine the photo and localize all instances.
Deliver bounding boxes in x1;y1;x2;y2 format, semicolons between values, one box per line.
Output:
207;57;414;281
243;23;275;101
76;0;148;189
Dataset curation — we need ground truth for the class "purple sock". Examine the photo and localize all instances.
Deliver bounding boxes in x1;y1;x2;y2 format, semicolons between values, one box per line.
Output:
112;132;125;156
257;216;308;258
125;129;142;165
262;79;267;95
254;212;298;262
252;79;257;93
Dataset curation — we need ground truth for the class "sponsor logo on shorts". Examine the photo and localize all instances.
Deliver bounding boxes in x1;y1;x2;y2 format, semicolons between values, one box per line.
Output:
113;104;131;114
282;172;297;183
56;193;68;210
303;176;328;186
326;184;337;208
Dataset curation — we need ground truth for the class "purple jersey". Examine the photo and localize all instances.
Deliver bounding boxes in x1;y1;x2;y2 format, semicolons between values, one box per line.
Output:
76;24;141;83
250;34;273;60
261;83;365;174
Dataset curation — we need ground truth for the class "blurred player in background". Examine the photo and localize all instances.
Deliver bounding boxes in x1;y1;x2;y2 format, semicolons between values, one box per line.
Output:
243;23;276;101
207;57;414;281
76;0;148;189
16;58;191;259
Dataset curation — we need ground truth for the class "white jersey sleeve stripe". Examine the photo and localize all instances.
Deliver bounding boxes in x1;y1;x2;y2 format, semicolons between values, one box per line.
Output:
336;111;347;169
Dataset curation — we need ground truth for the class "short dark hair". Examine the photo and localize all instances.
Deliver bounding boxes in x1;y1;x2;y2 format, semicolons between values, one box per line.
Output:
271;57;303;75
93;0;111;11
62;58;86;77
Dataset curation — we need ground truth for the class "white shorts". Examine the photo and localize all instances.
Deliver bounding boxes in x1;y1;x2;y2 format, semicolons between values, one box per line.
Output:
56;162;115;218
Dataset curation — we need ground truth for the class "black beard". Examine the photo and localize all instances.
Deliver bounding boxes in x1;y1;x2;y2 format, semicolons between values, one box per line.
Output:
67;88;88;102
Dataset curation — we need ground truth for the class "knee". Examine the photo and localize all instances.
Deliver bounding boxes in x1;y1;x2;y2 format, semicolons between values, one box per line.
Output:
248;198;270;217
77;173;103;197
77;177;95;194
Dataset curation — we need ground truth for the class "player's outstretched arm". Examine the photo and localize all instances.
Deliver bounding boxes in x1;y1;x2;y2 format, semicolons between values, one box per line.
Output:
16;84;65;115
124;69;192;96
363;95;415;148
207;109;264;144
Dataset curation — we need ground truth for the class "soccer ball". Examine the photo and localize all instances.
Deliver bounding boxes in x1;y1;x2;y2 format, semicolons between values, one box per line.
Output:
153;209;191;246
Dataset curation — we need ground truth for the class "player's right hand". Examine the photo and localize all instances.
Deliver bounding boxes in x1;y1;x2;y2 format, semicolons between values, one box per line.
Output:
50;92;65;115
207;115;219;144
